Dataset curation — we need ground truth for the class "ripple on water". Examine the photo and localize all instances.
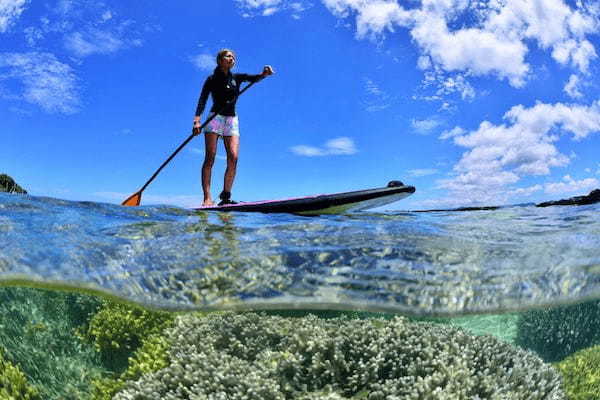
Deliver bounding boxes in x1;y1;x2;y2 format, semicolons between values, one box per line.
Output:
0;193;599;315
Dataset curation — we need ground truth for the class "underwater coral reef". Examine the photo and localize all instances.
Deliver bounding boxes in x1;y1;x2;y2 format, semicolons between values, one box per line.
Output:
6;288;600;399
112;312;564;399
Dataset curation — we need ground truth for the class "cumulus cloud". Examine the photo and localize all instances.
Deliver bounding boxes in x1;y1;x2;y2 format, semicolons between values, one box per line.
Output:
0;52;79;113
544;175;600;194
291;136;357;156
321;0;600;92
0;0;27;33
438;101;600;204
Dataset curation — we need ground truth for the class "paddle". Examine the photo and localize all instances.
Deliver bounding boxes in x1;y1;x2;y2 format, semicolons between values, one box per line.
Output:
122;80;259;206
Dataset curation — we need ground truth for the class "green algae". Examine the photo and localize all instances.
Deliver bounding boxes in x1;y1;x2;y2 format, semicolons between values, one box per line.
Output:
0;347;40;400
556;345;600;400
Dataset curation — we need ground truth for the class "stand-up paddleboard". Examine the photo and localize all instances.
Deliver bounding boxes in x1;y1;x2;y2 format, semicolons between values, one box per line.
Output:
194;181;415;215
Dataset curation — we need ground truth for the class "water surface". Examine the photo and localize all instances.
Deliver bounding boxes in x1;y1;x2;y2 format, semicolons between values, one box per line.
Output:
1;193;599;315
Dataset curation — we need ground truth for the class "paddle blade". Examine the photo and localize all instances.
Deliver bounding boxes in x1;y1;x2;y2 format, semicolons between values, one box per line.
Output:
122;192;142;206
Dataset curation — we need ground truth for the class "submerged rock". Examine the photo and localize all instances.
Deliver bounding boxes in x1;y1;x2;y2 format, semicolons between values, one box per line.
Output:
536;188;600;207
0;174;27;194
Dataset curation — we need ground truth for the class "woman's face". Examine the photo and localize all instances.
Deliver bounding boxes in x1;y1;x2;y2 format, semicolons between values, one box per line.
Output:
219;52;235;70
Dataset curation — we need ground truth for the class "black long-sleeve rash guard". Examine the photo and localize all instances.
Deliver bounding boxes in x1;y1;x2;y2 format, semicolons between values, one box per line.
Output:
195;67;263;117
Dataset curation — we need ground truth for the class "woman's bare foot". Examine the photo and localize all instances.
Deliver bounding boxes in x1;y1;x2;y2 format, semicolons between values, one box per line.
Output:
202;199;214;207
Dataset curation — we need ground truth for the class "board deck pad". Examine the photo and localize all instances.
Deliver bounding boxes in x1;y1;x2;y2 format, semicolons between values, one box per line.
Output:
194;181;415;215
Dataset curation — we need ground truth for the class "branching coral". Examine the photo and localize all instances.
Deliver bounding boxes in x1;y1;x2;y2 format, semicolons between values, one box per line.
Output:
114;312;565;399
556;345;600;400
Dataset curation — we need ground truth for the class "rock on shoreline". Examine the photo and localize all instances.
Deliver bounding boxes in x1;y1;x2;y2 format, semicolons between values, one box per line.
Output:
0;174;27;194
536;188;600;207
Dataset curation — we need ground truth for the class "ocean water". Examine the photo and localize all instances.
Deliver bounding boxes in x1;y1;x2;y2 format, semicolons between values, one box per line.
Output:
1;192;600;399
1;193;599;314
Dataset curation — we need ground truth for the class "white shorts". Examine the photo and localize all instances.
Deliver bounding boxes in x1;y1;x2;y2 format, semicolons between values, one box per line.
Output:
204;114;240;137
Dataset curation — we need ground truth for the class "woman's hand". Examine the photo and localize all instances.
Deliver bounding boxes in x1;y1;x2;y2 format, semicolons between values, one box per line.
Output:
192;119;201;135
262;65;275;77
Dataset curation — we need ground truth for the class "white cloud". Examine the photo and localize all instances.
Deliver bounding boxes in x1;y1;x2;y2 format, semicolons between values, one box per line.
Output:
101;10;113;22
411;13;530;87
326;136;357;154
65;26;142;57
544;175;600;194
235;0;311;18
291;136;357;156
513;184;543;197
438;101;600;205
363;77;390;111
439;126;465;140
321;0;600;93
0;52;79;113
417;70;476;102
564;74;583;98
24;26;43;46
0;0;27;33
20;3;144;58
323;0;412;38
191;53;215;71
263;7;278;16
290;145;326;156
411;117;441;135
408;168;438;177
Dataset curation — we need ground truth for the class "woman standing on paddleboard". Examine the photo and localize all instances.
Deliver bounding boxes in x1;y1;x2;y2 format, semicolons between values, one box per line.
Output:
193;49;274;206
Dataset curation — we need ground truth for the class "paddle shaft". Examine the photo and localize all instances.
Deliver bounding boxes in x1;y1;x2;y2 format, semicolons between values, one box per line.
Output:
127;80;258;202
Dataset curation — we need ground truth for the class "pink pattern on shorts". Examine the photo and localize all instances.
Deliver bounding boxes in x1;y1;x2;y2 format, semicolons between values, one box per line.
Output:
204;114;240;136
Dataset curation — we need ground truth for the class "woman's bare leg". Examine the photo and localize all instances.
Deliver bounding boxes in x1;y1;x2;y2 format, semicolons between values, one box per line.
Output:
222;135;239;197
202;133;219;206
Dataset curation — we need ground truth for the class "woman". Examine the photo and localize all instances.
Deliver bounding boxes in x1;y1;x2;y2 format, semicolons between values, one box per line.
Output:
193;49;274;206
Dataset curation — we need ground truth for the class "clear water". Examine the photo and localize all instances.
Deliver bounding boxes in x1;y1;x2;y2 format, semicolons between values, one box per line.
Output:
1;193;599;315
1;193;600;399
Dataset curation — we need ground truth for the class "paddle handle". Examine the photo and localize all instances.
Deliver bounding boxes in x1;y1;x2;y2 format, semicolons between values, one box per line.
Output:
136;80;259;194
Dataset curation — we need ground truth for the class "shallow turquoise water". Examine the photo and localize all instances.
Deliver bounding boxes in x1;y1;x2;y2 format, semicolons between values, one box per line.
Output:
1;193;599;315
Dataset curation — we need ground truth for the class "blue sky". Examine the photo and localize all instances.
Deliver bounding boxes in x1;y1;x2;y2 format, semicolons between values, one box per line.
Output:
2;0;600;209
